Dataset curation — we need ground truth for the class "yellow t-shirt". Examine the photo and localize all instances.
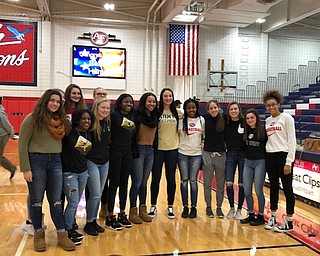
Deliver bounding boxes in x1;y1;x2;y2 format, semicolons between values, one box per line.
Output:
158;109;179;150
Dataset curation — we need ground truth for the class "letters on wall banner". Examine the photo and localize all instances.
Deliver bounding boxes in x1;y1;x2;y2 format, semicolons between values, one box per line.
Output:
0;19;37;86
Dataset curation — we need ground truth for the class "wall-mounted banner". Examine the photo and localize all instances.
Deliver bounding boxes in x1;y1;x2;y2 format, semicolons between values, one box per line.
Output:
0;20;37;86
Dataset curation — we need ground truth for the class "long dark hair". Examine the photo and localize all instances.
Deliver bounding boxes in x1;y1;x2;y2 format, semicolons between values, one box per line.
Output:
243;108;265;141
64;84;87;112
159;88;179;129
135;92;159;124
182;98;200;135
32;89;70;132
206;100;225;132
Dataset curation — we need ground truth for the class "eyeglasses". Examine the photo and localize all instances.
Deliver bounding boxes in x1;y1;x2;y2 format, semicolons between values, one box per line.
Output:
265;103;279;108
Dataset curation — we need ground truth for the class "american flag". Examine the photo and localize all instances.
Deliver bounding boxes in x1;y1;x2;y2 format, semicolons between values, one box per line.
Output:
168;24;199;76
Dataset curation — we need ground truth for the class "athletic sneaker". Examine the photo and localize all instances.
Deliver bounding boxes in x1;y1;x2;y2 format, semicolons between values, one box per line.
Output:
206;207;214;218
181;206;189;218
216;208;225;218
274;220;294;232
227;208;235;219
240;212;256;224
22;220;34;236
148;206;157;217
167;207;175;219
105;216;123;231
92;219;105;233
265;216;276;230
235;209;243;220
67;229;83;245
118;213;132;228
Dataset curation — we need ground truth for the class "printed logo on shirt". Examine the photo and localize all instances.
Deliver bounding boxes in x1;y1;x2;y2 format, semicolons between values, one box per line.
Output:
159;113;176;123
266;125;282;137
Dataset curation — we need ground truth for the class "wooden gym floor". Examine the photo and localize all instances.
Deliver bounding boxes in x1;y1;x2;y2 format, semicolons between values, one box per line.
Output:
0;139;319;256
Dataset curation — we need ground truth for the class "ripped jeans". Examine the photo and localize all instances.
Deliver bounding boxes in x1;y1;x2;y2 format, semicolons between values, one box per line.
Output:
63;170;88;230
27;153;65;231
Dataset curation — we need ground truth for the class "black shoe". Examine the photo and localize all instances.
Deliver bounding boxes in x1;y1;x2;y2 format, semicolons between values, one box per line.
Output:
118;212;132;228
67;229;83;245
240;213;256;224
181;206;189;218
69;228;83;239
105;216;123;231
92;219;105;233
189;207;197;218
84;222;99;236
250;214;265;226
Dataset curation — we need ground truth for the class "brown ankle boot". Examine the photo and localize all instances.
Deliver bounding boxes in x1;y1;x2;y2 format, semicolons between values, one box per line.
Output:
34;230;46;252
129;207;142;224
57;231;76;251
139;205;152;222
99;204;107;219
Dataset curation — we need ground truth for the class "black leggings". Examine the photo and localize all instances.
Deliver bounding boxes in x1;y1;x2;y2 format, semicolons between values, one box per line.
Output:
266;152;295;215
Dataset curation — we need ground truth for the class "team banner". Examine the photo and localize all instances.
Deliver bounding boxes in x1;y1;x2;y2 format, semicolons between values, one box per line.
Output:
0;20;37;86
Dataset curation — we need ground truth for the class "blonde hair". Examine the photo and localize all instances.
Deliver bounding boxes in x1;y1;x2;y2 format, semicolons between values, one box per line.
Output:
91;98;111;141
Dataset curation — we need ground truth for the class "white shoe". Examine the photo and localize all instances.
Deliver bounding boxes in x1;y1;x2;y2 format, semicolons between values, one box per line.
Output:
22;220;34;236
235;209;243;220
265;216;276;230
227;208;235;219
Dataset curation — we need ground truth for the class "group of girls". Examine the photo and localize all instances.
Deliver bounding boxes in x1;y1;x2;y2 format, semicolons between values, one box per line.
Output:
199;91;296;233
154;89;296;234
18;86;296;253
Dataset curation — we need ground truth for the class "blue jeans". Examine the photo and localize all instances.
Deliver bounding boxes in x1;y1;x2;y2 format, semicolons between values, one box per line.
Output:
86;160;109;222
178;153;201;207
63;171;88;230
27;153;65;231
225;151;245;184
243;158;266;214
130;145;154;208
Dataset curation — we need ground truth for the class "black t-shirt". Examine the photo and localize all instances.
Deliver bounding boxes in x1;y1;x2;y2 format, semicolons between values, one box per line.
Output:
86;120;110;165
61;128;91;173
203;114;225;152
244;127;267;160
225;119;245;151
110;111;135;151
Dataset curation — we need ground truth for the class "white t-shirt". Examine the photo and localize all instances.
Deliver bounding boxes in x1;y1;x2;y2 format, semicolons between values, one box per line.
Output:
178;116;205;156
265;112;296;166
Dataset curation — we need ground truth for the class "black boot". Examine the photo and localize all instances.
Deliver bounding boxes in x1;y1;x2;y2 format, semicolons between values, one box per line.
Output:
240;212;256;224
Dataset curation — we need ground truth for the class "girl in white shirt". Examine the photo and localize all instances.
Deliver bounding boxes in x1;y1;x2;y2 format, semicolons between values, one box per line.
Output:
178;98;205;218
263;90;296;232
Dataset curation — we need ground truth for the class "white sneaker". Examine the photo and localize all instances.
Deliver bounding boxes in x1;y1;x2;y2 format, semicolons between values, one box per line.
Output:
148;206;157;217
227;208;235;219
235;209;243;220
22;220;34;236
167;207;175;219
274;220;294;233
265;216;276;230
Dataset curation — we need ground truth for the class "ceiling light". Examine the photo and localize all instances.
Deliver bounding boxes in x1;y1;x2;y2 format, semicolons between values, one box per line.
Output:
256;18;266;23
173;14;198;22
104;3;115;11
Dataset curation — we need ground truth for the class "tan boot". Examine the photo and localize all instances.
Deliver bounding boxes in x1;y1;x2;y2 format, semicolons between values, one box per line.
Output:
139;205;152;222
99;204;107;219
34;230;46;252
57;231;76;251
129;207;142;224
